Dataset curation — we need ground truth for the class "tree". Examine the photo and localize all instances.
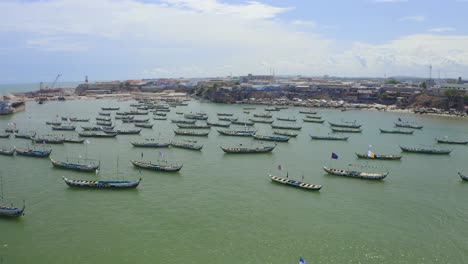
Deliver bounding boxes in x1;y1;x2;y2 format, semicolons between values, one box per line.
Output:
385;79;400;85
420;82;427;89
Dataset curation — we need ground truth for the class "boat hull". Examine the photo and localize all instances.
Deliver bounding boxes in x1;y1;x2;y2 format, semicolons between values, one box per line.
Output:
170;142;203;150
220;145;275;153
0;205;25;217
310;135;349;140
400;146;451;154
131;160;182;172
436;139;468;145
459;172;468;181
16;149;51;157
51;158;99;172
322;166;388;180
0;149;15;156
355;153;402;160
63;177;141;188
379;129;414;134
269;174;322;190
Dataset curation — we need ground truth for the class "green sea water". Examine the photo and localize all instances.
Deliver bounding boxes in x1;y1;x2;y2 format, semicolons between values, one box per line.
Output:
0;99;467;264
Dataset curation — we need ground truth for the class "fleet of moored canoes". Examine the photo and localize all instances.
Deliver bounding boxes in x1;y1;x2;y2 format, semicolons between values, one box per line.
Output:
2;102;468;218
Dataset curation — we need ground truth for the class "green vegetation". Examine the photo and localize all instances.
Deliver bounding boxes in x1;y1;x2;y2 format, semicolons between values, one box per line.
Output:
444;89;464;97
385;79;400;85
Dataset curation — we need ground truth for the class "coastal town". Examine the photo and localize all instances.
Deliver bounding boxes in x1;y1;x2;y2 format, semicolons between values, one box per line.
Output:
1;74;467;117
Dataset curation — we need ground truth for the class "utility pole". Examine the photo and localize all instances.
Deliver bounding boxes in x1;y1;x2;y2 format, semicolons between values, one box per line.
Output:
429;64;432;88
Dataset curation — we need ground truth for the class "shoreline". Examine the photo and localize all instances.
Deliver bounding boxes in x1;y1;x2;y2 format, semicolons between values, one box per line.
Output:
4;89;467;119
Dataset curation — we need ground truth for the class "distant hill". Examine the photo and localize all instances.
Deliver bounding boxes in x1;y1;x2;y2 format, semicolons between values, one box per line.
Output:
388;76;426;81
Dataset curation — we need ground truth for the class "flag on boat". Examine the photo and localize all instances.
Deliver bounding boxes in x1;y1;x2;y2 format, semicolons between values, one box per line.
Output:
278;165;283;171
331;152;338;159
299;257;307;264
159;151;165;158
367;150;375;159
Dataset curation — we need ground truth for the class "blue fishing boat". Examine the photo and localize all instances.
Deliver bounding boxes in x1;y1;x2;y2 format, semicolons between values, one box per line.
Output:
131;139;171;148
328;121;361;128
252;134;290;142
32;136;65;144
174;130;210;136
13;131;36;139
46;121;62;125
177;123;211;129
130;160;183;172
101;107;120;111
0;147;15;156
50;158;99;172
0;173;25;217
459;172;468;181
400;145;452;154
207;121;231;127
273;130;299;137
220;144;276;153
271;124;302;130
322;165;388;180
217;129;256;136
62;177;141;188
78;131;118;137
52;125;76;131
0;203;25;217
171;119;196;124
15;148;52;157
170;141;203;150
218;117;238;122
395;122;423;129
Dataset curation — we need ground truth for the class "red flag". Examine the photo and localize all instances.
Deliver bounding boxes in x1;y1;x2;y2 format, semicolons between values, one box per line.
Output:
278;165;282;171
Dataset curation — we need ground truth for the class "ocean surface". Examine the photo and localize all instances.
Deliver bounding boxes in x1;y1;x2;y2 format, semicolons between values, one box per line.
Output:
0;82;81;94
0;99;467;264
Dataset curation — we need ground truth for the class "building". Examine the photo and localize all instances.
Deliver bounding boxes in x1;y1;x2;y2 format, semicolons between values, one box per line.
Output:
432;83;468;94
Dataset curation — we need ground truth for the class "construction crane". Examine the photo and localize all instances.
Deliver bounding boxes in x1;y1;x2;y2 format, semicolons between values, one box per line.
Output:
38;74;61;104
49;74;62;90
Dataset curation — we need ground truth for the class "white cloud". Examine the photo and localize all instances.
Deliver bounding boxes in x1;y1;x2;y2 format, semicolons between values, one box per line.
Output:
162;0;293;19
291;20;316;27
398;15;425;22
374;0;408;3
0;0;468;79
428;27;456;33
332;34;468;77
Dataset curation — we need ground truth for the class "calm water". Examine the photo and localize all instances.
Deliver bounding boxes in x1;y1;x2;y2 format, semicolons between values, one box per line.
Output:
0;99;467;264
0;82;81;94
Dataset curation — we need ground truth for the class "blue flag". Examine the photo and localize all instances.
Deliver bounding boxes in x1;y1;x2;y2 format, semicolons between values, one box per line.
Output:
331;152;338;159
299;257;307;264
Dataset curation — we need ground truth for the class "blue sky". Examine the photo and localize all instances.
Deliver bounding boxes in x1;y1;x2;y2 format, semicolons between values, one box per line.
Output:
1;0;468;84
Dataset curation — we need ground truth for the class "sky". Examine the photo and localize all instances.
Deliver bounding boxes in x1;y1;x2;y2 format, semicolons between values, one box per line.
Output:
1;0;468;83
